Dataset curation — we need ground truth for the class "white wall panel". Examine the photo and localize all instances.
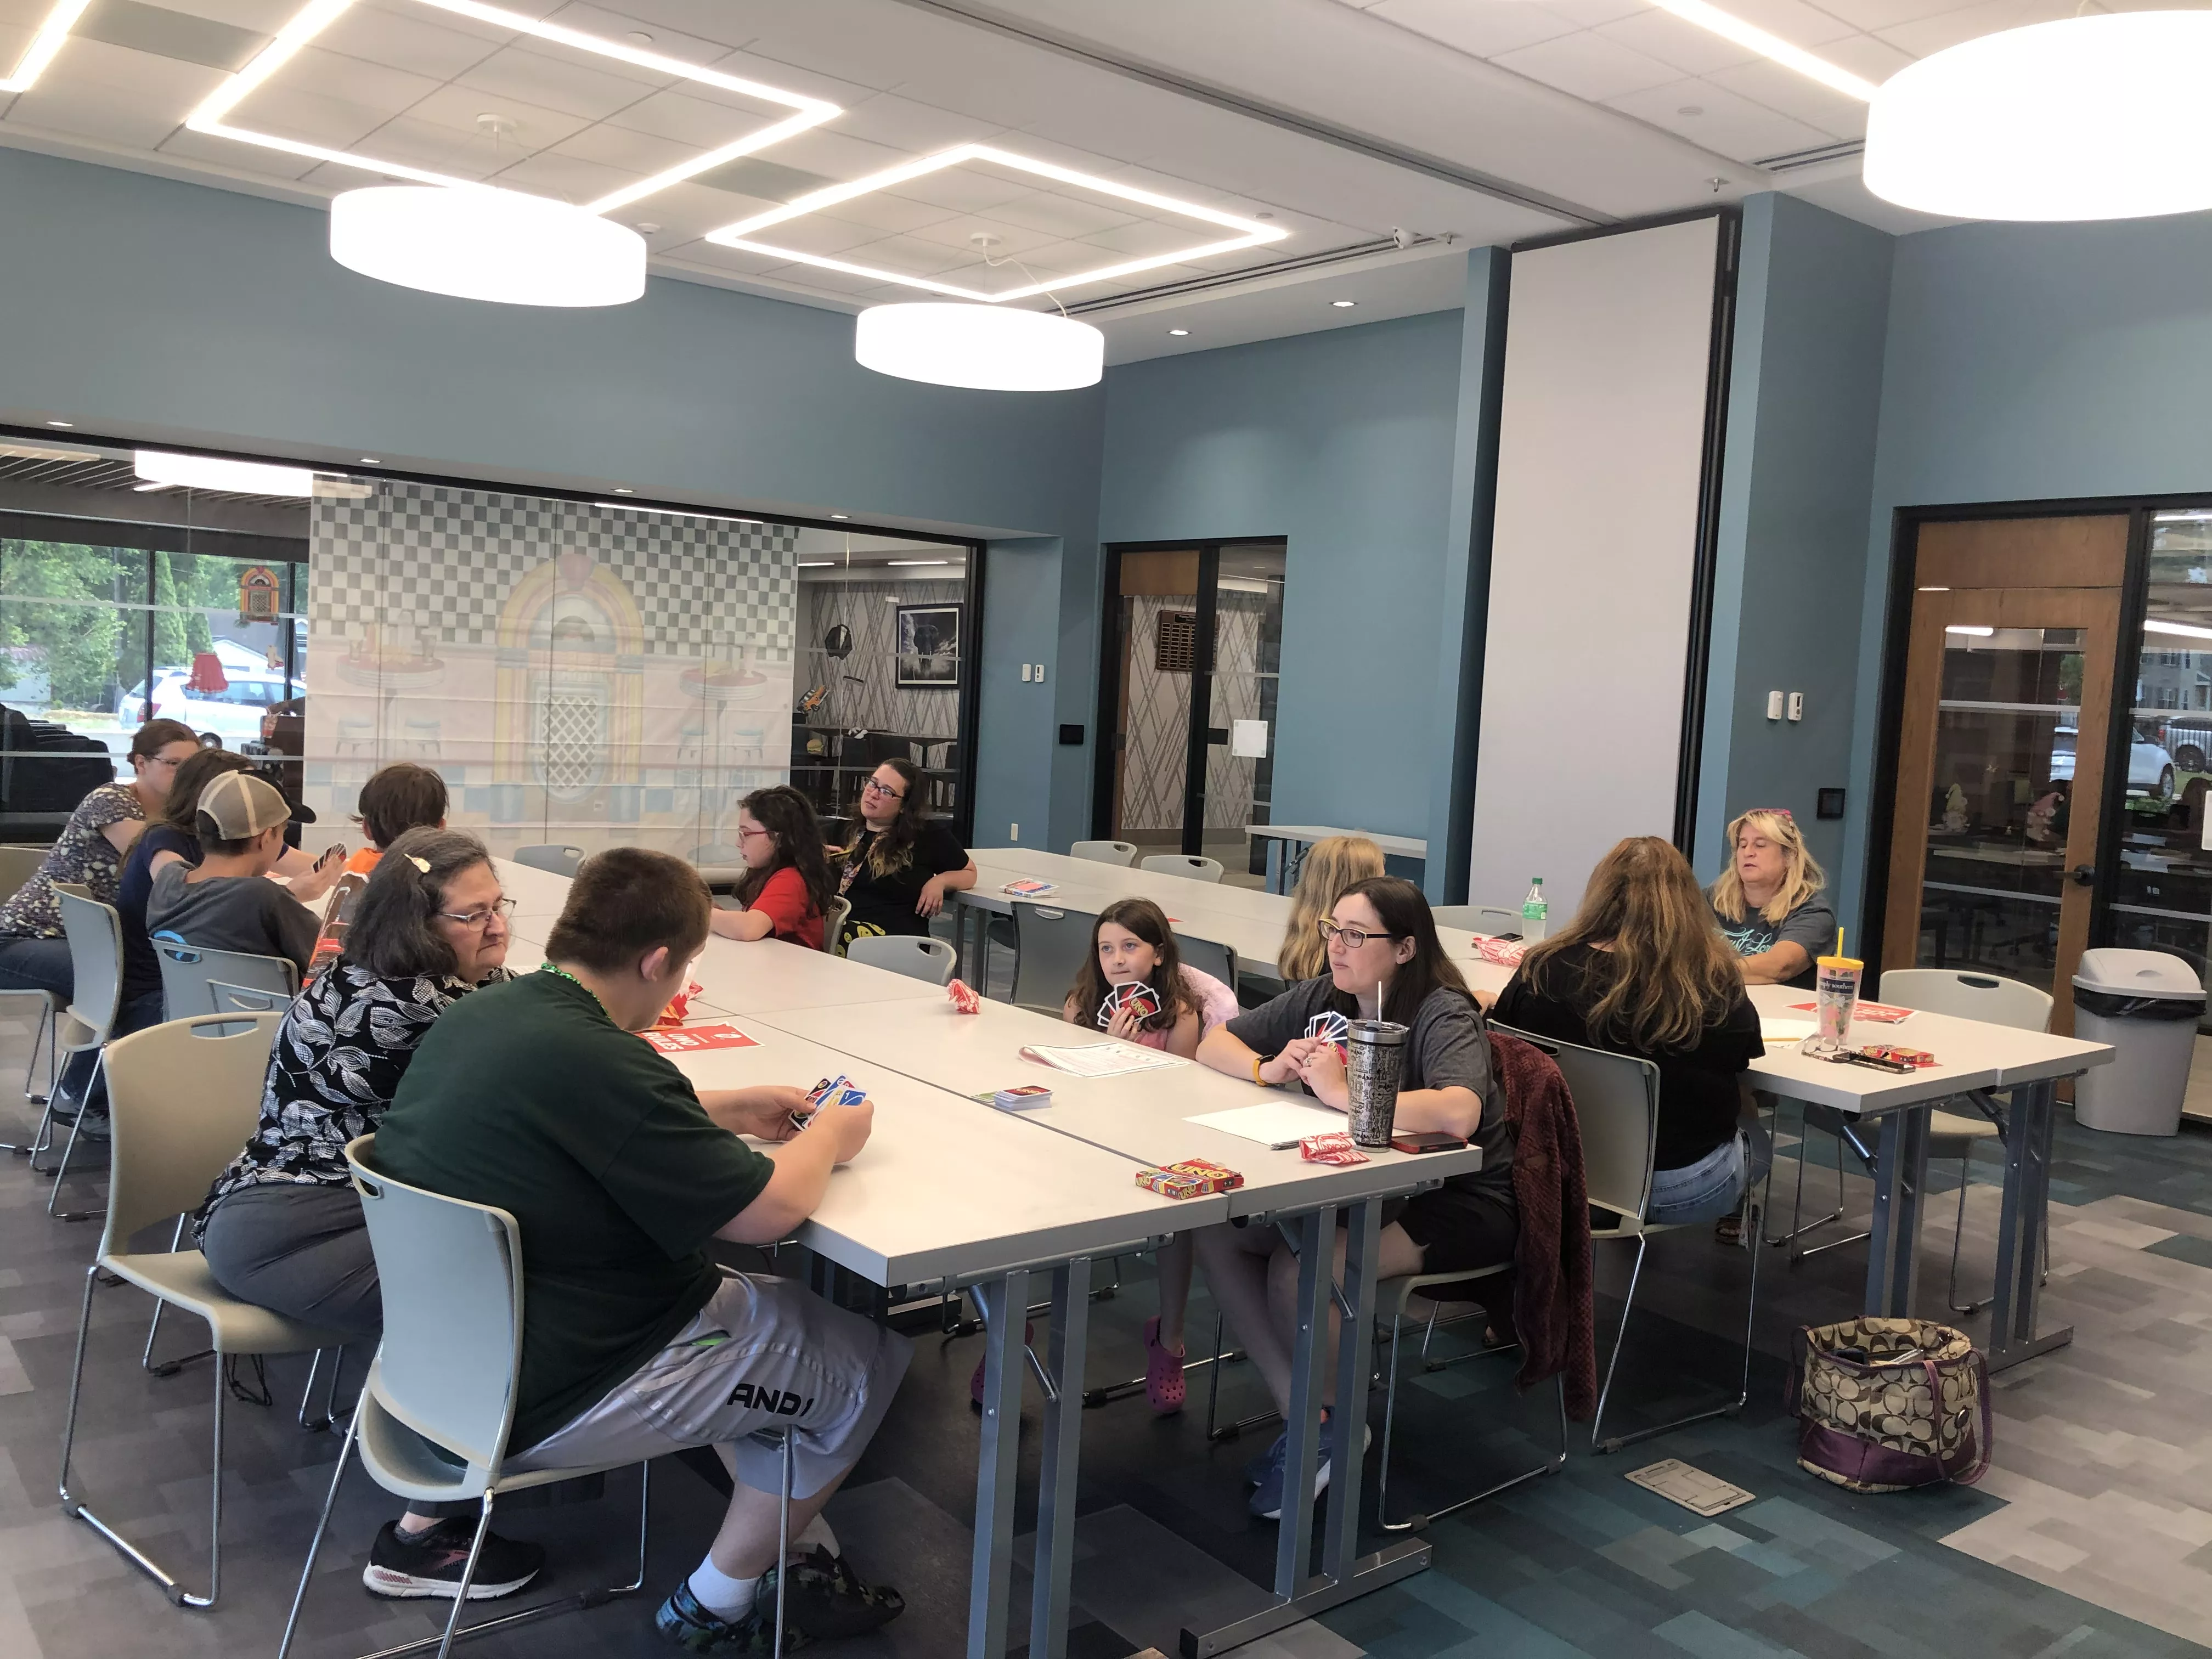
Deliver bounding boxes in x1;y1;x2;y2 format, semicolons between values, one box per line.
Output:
1469;216;1723;916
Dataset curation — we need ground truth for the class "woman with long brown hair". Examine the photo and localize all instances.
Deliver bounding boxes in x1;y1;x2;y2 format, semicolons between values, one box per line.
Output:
1276;834;1385;981
832;756;975;950
1492;836;1767;1228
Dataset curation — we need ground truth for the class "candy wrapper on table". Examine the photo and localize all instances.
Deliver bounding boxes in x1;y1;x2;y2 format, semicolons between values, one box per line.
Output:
946;978;981;1015
1135;1159;1246;1199
1470;935;1526;968
1299;1132;1370;1166
653;980;707;1029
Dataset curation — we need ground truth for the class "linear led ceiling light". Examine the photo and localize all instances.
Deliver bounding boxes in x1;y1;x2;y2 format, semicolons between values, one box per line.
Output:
2146;618;2212;642
187;0;837;215
1866;12;2212;219
709;144;1287;303
1644;0;1876;102
134;450;317;496
0;0;91;92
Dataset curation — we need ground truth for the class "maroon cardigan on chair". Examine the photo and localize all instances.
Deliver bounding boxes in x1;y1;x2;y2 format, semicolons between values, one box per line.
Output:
1486;1030;1598;1421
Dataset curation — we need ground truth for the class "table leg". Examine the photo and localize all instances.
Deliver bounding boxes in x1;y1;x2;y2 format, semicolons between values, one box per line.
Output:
1863;1107;1930;1317
1028;1257;1092;1659
1987;1079;2073;1372
1274;1209;1329;1602
1265;840;1285;895
1322;1199;1380;1581
969;1269;1028;1659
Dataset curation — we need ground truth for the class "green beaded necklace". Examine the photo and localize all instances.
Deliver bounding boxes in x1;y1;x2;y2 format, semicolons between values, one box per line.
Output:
537;961;607;1020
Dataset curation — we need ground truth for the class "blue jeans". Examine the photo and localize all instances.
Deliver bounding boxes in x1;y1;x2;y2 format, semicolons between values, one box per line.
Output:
0;936;161;1109
1645;1120;1774;1227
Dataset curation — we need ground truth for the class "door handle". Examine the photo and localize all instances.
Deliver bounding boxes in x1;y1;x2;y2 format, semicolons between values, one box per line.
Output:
2069;864;2096;887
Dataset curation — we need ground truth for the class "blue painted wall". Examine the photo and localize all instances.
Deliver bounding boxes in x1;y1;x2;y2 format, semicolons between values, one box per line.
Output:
1097;308;1468;844
0;145;1101;851
1696;193;1893;914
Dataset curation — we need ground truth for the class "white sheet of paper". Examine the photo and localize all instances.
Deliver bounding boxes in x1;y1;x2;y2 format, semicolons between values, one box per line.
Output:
1623;1459;1754;1516
1186;1102;1353;1149
1231;719;1269;759
1759;1017;1816;1045
1017;1041;1185;1078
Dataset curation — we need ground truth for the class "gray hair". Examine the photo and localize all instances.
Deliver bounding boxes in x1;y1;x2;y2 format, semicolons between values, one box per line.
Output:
342;827;494;980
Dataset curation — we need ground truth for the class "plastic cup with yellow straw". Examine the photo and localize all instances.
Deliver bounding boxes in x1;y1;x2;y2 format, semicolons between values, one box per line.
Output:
1804;926;1863;1056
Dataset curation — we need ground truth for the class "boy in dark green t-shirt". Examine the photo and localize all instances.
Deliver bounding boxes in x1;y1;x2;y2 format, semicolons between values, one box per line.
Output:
375;848;909;1651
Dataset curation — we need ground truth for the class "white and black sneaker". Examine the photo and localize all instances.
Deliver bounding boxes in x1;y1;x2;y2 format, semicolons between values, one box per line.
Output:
363;1519;546;1600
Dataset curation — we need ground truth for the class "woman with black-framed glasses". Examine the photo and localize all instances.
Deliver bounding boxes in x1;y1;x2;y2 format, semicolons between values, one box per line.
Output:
1192;876;1517;1522
831;756;974;952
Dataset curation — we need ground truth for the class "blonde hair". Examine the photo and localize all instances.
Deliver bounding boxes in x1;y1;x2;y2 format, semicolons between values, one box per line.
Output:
1709;809;1826;926
1517;837;1744;1052
1277;836;1387;981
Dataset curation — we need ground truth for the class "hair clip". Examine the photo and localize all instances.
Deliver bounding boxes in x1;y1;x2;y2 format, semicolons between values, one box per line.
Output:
408;855;431;873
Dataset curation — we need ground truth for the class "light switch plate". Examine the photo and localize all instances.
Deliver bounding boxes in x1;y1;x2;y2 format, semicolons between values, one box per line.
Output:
1766;691;1784;720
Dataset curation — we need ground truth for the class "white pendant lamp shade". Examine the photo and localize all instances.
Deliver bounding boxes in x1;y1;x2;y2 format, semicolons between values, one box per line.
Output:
1865;12;2212;221
329;185;647;306
855;303;1104;391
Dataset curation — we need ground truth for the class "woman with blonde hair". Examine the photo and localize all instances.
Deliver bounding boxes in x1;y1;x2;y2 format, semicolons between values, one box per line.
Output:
1707;808;1833;989
1276;835;1386;980
1493;837;1767;1228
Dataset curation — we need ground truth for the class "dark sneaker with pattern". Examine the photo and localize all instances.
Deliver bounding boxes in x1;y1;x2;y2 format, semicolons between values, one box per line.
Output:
654;1579;803;1654
780;1547;905;1640
362;1518;545;1600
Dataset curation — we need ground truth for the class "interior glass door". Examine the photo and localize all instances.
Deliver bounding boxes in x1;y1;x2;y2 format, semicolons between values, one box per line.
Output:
1109;549;1201;861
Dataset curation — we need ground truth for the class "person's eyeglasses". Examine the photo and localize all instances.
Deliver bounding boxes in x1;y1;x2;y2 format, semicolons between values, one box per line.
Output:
862;777;905;800
147;755;186;770
437;898;516;930
737;825;774;842
1318;918;1400;950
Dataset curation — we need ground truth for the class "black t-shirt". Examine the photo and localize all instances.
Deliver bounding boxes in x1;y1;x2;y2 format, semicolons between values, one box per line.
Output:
372;969;775;1452
838;821;968;942
1492;942;1763;1170
1225;974;1515;1203
117;824;200;1001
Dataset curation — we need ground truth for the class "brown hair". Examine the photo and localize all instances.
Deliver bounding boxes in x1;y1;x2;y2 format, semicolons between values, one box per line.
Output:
1516;836;1744;1052
842;755;930;877
343;828;494;981
129;719;198;760
1064;898;1198;1032
355;763;448;849
157;748;252;836
544;847;711;975
736;785;833;919
1279;836;1387;981
1328;876;1475;1028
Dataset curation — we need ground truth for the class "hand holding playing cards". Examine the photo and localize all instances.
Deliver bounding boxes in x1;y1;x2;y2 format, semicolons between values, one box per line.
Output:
1106;1001;1148;1041
801;1091;874;1163
701;1086;808;1143
1293;1042;1351;1110
1260;1036;1319;1086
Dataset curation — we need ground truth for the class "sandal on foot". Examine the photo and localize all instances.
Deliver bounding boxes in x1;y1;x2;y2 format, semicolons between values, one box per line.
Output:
1143;1316;1186;1415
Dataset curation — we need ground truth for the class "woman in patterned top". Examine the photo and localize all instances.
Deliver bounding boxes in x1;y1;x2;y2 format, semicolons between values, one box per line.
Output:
196;827;546;1602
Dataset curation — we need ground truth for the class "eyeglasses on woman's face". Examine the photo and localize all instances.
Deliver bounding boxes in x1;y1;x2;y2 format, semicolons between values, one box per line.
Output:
1317;917;1401;951
437;896;516;930
738;824;774;842
863;775;905;802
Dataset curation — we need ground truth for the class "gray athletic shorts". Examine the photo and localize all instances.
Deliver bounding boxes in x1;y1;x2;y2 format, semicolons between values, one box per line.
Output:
506;1273;911;1502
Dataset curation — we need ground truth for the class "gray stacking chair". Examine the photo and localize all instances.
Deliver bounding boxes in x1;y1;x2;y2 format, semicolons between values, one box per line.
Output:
153;936;298;1020
822;894;851;954
1176;933;1238;994
58;1013;342;1608
512;844;584;877
1011;901;1098;1015
1139;853;1223;883
0;844;60;1148
847;933;958;985
44;889;126;1220
1070;839;1139;866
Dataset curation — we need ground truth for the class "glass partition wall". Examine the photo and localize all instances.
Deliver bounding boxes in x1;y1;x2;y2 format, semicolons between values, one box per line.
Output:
0;433;978;861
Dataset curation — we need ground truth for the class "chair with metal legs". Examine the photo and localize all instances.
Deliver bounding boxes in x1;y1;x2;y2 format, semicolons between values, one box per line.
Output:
42;889;128;1220
1494;1025;1765;1455
57;1013;349;1609
281;1135;696;1659
0;839;60;1155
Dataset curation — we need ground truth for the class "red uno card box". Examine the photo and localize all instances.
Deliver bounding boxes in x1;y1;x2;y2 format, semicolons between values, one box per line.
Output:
1135;1159;1245;1200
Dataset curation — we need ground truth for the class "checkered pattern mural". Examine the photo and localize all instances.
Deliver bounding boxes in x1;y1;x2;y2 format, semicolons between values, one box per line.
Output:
304;482;799;858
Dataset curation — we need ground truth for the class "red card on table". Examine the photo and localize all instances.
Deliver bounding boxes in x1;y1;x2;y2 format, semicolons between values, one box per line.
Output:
641;1023;759;1054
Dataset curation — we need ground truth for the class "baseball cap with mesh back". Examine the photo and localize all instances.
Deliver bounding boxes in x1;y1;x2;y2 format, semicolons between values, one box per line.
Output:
197;770;292;840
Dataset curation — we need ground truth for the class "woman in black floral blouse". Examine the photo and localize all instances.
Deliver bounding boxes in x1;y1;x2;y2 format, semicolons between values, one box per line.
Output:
196;826;548;1602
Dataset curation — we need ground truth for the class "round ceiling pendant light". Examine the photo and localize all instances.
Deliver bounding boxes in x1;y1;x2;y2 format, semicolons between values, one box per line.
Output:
854;302;1104;392
329;185;647;306
1865;12;2212;221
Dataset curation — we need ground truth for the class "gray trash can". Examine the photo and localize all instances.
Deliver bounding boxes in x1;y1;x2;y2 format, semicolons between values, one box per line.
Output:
2072;949;2204;1137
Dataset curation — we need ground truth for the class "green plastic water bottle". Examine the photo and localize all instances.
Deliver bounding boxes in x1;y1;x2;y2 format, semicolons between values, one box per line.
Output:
1521;878;1548;943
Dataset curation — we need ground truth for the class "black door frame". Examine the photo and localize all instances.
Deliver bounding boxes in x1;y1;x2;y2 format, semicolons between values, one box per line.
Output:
1092;538;1286;856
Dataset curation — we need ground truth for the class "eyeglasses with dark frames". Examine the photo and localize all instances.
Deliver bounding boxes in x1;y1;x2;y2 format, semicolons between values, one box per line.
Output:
1317;917;1401;950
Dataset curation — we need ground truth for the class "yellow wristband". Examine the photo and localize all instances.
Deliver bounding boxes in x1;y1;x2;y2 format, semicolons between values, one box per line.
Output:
1252;1054;1266;1086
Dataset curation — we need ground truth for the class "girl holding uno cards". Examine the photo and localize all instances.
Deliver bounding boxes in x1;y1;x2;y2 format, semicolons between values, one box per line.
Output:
1059;899;1238;1414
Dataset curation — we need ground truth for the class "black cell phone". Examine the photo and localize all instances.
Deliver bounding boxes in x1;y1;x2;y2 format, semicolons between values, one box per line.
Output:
1390;1131;1467;1154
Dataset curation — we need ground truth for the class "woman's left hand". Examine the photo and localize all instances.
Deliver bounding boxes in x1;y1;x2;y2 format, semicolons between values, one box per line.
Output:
915;876;948;917
1295;1043;1351;1110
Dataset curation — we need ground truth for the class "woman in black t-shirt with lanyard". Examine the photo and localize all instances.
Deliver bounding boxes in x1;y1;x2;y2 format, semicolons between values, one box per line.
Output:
833;757;975;951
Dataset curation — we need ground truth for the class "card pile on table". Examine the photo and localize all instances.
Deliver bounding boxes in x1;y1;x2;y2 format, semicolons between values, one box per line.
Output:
1136;1158;1245;1199
971;1084;1052;1111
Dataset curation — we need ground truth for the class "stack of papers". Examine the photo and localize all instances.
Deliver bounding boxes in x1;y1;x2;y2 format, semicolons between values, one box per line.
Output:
1186;1102;1355;1149
1016;1041;1184;1077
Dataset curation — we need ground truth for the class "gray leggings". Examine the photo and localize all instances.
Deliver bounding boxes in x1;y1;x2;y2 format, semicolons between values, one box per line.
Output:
201;1182;384;1343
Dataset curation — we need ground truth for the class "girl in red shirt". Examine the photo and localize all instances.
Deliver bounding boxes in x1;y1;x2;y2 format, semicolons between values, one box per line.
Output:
710;785;832;951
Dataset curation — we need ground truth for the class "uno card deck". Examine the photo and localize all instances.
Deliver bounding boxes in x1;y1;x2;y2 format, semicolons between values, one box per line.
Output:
1098;981;1161;1029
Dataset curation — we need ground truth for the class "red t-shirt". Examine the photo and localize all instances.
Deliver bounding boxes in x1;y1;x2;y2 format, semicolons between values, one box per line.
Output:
746;865;822;952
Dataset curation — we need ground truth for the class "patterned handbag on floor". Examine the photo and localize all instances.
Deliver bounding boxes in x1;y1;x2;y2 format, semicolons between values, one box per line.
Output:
1788;1317;1991;1492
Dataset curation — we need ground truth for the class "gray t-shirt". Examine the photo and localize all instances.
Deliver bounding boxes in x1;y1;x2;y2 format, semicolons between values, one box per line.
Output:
1226;974;1514;1195
148;861;319;976
1710;890;1835;990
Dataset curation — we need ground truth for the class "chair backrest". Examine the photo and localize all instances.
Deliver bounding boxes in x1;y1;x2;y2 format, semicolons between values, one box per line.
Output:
1876;968;2053;1032
0;844;47;905
99;1012;281;1255
822;895;851;954
1177;933;1238;992
346;1135;524;1475
1071;839;1139;867
1493;1022;1659;1222
1012;901;1099;1013
1139;854;1224;883
512;844;583;877
54;888;123;1034
846;933;957;985
154;936;298;1020
210;978;297;1018
1431;904;1520;934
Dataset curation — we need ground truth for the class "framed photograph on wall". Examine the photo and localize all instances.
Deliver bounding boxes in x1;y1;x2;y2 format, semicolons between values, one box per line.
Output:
896;603;962;689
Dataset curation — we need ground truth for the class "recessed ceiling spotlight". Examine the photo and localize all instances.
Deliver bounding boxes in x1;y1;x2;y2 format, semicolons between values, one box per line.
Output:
635;222;660;233
613;487;634;493
1679;105;1704;115
1255;212;1274;221
360;456;380;463
1168;328;1190;336
1331;300;1357;308
132;482;167;492
45;419;72;427
830;512;849;520
798;560;834;567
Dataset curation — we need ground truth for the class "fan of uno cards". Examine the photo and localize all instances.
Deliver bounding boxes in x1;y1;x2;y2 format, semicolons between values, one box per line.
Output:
1304;1010;1350;1058
1097;982;1162;1030
792;1073;867;1129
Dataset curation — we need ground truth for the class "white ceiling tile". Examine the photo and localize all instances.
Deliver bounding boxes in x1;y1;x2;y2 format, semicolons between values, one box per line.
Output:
831;230;977;278
220;83;397;148
978;188;1139;240
1592;10;1758;74
449;42;695;124
600;82;766;146
0;0;49;29
1872;0;2078;54
692;0;963;89
902;211;1064;259
747;213;890;257
1801;0;1976;32
1702;59;1868;137
1367;0;1579;60
1531;0;1651;31
311;5;500;81
1490;30;1685;100
828;91;991;154
808;189;957;235
1815;31;1914;80
723;122;905;179
396;81;597;151
1080;216;1234;258
542;1;740;70
544;116;695;175
8;84;183;148
157;0;306;31
1607;76;1832;160
881;165;1035;215
158;122;324;177
1719;0;1860;46
334;111;506;177
566;0;761;52
670;241;798;277
244;43;443;116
